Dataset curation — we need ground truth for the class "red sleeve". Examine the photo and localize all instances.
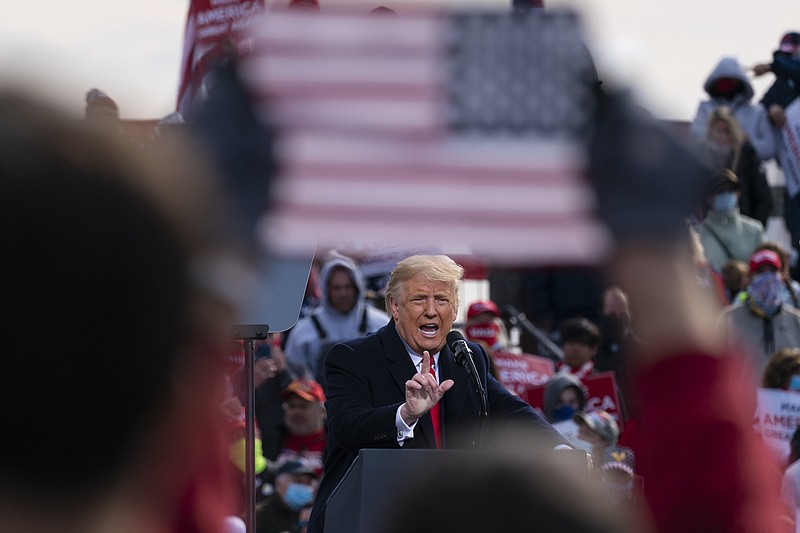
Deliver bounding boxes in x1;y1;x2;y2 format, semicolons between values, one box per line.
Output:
635;353;788;533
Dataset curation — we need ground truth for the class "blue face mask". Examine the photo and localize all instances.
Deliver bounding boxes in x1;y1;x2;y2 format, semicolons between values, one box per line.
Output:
790;375;800;391
284;482;314;511
552;405;576;423
712;192;738;212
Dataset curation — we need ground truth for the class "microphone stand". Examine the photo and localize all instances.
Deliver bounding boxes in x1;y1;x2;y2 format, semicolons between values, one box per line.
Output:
454;345;489;449
466;355;488;449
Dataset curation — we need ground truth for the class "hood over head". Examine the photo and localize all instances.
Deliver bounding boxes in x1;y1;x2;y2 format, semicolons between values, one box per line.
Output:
703;57;754;101
543;372;586;422
319;253;367;315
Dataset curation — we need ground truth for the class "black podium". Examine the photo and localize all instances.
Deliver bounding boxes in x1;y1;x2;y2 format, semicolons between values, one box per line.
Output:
323;448;592;533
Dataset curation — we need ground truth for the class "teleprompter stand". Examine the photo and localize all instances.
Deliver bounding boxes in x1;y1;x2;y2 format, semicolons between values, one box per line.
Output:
229;240;316;533
230;324;270;533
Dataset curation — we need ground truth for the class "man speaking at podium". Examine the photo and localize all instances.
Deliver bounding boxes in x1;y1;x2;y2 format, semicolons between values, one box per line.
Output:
308;255;568;533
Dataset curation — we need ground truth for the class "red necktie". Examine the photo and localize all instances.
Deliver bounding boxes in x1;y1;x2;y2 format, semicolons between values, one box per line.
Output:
429;358;442;448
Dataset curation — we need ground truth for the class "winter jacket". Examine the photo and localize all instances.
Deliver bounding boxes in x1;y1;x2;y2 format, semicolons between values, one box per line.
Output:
695;209;764;272
718;300;800;373
543;372;585;423
691;57;777;161
761;52;800;110
284;255;388;380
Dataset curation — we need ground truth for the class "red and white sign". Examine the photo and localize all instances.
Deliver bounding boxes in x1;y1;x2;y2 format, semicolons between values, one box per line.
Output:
177;0;266;118
492;350;554;396
754;388;800;465
522;371;622;421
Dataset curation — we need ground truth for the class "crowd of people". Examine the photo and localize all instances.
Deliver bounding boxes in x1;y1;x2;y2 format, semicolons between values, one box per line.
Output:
4;6;800;533
210;27;800;533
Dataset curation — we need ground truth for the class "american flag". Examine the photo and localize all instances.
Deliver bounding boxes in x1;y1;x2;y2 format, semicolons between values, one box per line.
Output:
239;8;610;265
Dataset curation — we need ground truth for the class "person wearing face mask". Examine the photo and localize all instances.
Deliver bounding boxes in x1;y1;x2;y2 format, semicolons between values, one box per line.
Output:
718;249;800;374
594;287;636;375
690;56;777;162
734;242;800;310
695;169;765;273
701;107;772;227
256;461;319;533
543;373;587;424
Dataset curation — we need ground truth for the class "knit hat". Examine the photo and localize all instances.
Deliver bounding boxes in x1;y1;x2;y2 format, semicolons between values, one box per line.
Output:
573;410;620;446
282;379;325;403
84;88;119;118
467;300;500;321
779;32;800;53
749;249;782;274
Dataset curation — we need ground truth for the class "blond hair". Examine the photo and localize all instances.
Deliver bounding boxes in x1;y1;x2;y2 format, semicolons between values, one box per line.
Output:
707;106;746;170
385;255;465;314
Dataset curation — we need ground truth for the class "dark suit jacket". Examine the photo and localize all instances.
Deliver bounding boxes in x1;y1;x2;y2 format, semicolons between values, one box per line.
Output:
307;320;567;533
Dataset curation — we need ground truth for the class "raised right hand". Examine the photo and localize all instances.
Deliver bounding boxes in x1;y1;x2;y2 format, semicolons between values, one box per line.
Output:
400;350;454;425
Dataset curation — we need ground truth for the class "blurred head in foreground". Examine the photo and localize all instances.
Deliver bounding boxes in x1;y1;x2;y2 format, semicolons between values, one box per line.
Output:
380;424;642;533
0;92;236;532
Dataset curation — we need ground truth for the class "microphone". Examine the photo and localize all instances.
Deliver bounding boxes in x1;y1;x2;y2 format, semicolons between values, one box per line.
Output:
446;330;472;368
446;331;488;424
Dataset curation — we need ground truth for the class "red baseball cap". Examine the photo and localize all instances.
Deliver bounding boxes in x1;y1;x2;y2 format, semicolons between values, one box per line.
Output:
749;249;782;273
282;379;326;403
466;300;500;321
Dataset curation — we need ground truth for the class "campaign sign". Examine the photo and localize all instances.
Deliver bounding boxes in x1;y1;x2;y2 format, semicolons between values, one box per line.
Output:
754;388;800;463
492;350;555;396
582;372;621;419
521;371;622;421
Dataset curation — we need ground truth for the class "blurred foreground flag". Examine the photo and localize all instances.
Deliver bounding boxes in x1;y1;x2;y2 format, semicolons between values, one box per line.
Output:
240;8;610;264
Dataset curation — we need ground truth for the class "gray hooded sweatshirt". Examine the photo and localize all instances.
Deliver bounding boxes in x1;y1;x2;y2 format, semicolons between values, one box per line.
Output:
543;372;586;423
690;56;777;161
284;255;389;377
